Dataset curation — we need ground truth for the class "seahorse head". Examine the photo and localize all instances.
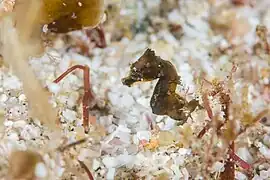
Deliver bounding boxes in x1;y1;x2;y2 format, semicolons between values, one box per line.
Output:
122;48;162;86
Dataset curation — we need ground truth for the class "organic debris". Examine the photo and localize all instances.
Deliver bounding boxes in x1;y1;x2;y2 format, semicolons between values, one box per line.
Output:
0;0;58;129
7;150;44;180
14;0;105;34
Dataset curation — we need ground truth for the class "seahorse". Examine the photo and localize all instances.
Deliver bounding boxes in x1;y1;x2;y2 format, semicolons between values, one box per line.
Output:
122;48;202;124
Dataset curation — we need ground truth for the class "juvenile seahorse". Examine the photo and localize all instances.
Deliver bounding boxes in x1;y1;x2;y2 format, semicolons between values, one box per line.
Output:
122;48;202;124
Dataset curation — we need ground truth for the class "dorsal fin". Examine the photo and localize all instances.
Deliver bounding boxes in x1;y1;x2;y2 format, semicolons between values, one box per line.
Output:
144;48;161;61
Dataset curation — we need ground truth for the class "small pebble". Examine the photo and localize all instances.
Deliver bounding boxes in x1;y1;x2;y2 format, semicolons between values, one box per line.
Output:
4;120;13;127
0;94;8;102
35;162;48;178
47;83;61;94
235;171;247;180
119;94;135;108
260;170;269;179
62;109;77;123
12;120;27;128
102;156;117;168
106;168;116;180
137;131;151;141
210;161;224;173
92;159;101;171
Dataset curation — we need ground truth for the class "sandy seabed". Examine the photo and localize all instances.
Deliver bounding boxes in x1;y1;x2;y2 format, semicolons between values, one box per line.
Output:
0;0;269;179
